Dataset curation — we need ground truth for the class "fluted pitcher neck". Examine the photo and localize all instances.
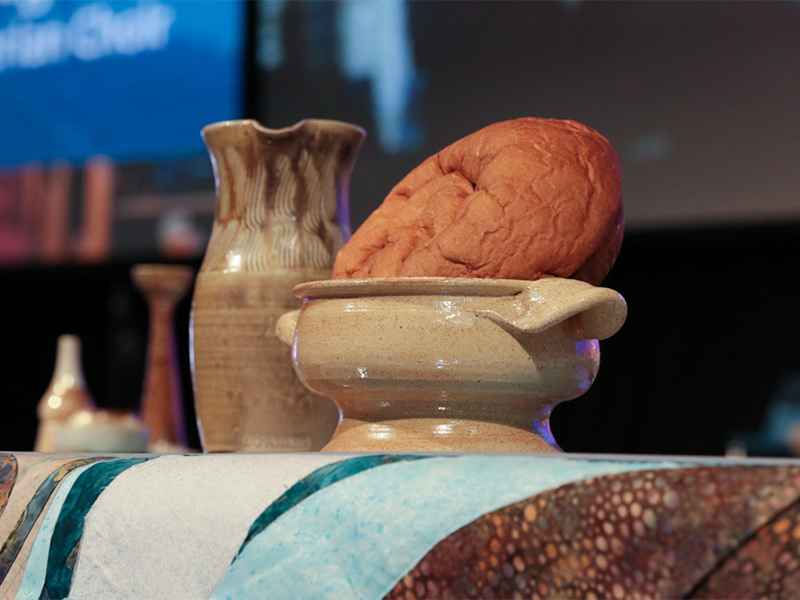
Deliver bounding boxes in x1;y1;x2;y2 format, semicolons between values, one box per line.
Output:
202;118;367;144
200;118;365;273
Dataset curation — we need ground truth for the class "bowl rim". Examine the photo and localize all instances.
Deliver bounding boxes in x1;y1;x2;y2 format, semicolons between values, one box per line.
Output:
291;277;584;299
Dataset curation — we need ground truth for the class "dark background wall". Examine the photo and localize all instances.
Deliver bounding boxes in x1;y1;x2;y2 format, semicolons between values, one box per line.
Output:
0;259;202;452
2;223;798;456
551;224;800;456
3;1;800;456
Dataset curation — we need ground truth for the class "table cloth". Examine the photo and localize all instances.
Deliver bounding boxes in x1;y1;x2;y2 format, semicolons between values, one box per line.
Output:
1;452;799;599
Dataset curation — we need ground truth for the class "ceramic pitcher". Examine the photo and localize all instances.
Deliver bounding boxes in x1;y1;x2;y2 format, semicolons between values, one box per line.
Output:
191;119;365;452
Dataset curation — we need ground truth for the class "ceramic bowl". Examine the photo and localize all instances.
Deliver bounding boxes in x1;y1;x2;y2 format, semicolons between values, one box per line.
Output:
276;277;627;452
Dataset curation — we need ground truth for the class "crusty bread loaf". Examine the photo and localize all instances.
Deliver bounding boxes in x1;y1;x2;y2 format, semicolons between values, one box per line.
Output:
333;117;623;286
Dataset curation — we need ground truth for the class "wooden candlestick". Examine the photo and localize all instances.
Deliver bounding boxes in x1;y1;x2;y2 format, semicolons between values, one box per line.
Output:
132;264;194;450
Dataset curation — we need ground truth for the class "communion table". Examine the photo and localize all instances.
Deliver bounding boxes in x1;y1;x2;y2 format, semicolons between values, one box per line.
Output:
1;451;799;599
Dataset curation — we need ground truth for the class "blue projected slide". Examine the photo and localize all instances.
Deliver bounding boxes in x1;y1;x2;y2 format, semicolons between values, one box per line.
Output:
0;0;245;167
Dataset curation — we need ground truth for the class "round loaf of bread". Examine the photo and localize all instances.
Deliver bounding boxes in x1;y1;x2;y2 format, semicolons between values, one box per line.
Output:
333;117;623;286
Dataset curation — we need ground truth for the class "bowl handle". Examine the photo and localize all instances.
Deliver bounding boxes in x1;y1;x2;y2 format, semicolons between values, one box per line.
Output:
275;309;300;345
476;280;627;341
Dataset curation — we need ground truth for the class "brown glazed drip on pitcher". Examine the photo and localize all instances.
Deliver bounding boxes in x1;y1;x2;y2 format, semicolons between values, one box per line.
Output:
192;119;365;453
199;119;362;272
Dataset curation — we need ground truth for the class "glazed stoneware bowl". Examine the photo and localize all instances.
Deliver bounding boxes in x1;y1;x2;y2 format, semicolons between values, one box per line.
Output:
276;277;627;453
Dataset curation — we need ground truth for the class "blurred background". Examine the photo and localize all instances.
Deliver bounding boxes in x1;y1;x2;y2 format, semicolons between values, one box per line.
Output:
2;0;800;456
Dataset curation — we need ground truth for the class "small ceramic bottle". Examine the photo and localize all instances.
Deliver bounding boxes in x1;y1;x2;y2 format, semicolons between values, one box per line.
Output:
34;335;96;452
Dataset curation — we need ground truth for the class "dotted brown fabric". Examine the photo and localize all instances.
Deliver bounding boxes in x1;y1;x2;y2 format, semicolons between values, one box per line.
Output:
334;118;623;286
692;499;800;599
384;466;800;600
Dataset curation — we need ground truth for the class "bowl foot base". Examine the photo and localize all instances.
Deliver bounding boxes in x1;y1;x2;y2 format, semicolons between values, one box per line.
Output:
321;417;561;453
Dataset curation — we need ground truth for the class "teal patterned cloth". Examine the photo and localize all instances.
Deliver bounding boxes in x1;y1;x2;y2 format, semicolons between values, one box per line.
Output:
212;455;676;600
3;452;800;600
0;457;107;584
40;458;151;599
